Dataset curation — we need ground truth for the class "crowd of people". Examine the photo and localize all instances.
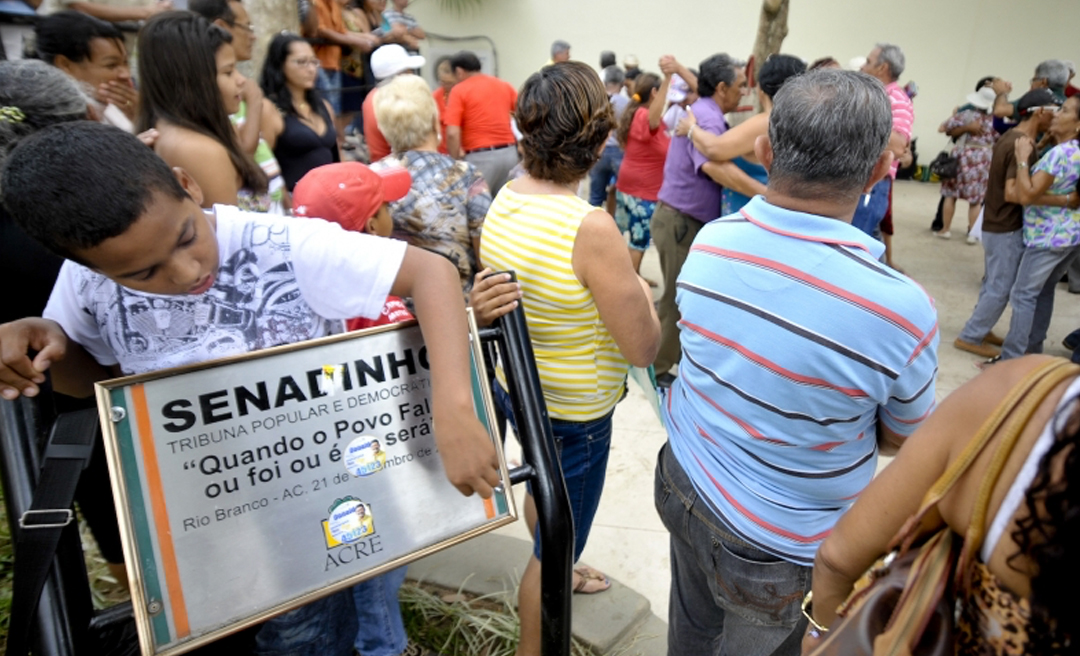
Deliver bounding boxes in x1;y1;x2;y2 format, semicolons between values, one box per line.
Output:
1;2;1080;656
945;60;1080;370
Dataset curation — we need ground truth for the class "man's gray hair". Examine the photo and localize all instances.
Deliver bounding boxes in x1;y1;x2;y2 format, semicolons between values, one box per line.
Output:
602;65;625;87
697;53;743;99
1035;59;1070;88
0;60;88;173
551;40;571;57
767;69;892;201
875;43;905;81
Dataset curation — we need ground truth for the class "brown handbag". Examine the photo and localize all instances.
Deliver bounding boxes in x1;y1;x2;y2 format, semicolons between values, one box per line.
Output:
809;359;1079;656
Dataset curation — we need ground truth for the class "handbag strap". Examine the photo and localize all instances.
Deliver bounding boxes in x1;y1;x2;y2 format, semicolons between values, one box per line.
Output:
893;359;1075;552
958;360;1080;580
7;408;100;656
879;360;1079;654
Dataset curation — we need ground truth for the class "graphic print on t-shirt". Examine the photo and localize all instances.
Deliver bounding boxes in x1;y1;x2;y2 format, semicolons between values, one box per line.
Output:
73;221;338;374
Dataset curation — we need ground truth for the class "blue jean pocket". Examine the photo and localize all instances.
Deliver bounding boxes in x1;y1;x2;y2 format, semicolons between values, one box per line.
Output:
713;539;808;628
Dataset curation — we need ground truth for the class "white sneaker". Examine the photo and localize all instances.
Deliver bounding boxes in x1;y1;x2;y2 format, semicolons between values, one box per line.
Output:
966;234;977;245
935;231;952;240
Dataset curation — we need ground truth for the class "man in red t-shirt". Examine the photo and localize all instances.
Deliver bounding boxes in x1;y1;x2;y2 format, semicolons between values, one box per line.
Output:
445;50;518;193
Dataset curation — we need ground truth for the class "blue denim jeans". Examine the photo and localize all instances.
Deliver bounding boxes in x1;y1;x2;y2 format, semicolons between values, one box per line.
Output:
254;589;357;656
316;67;343;115
493;383;611;561
352;567;408;656
959;229;1025;344
589;144;624;207
1001;245;1080;359
654;443;809;656
850;177;891;237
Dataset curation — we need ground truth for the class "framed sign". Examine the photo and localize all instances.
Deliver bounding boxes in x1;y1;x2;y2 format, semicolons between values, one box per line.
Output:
95;313;516;655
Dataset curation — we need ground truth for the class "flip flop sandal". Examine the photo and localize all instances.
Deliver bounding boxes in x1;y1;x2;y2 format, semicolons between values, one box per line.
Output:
572;566;611;594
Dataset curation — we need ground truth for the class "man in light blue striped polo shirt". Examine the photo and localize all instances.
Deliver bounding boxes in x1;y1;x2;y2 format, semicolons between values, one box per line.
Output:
655;69;939;656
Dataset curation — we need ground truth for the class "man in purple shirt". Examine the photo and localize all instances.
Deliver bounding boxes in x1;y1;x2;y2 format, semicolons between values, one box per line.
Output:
652;53;747;385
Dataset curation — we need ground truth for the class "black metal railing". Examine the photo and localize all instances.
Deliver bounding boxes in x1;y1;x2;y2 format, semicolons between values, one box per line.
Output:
480;276;574;656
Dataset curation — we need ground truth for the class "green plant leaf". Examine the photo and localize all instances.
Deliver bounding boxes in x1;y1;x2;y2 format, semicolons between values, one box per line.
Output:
437;0;483;15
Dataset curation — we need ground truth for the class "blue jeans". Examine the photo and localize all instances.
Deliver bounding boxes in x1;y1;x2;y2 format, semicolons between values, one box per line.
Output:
493;383;611;561
850;177;891;237
654;443;809;656
255;589;357;656
1001;245;1080;359
316;67;343;115
589;144;624;207
352;567;409;656
959;229;1025;344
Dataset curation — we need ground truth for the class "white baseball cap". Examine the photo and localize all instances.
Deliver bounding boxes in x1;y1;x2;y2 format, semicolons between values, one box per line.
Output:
371;44;426;81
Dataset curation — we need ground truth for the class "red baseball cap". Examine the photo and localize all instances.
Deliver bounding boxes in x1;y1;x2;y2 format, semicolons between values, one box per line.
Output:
293;162;411;233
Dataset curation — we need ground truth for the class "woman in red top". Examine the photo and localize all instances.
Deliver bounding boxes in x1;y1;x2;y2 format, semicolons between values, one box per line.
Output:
615;72;671;274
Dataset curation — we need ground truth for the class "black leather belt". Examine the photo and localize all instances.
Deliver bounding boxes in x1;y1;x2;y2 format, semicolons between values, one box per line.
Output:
466;142;516;154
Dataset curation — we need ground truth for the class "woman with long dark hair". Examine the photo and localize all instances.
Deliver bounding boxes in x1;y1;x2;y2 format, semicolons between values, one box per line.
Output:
137;12;272;211
260;32;340;192
802;355;1080;655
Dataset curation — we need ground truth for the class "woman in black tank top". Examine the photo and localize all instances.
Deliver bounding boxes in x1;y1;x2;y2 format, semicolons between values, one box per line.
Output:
260;33;340;191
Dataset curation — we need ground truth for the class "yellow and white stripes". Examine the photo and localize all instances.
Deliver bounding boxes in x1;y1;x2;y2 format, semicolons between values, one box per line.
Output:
482;187;628;421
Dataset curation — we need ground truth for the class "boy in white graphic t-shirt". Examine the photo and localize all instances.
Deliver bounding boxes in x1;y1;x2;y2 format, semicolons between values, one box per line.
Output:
0;122;500;655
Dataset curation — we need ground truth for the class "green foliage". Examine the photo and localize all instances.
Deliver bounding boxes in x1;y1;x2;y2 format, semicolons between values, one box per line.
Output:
436;0;484;15
400;582;595;656
0;493;12;652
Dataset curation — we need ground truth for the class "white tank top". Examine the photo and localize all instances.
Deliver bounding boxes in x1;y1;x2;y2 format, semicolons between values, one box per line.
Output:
980;375;1080;562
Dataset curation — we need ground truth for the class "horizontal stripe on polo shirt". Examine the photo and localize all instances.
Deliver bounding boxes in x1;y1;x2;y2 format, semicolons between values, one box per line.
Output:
663;196;938;565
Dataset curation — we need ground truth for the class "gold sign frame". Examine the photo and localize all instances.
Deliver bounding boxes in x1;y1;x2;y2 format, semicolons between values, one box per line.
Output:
95;312;515;655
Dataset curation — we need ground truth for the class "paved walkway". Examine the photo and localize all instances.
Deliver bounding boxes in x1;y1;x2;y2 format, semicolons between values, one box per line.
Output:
492;180;1080;624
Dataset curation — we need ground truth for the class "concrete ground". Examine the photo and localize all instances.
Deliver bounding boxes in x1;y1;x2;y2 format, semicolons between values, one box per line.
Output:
488;179;1080;626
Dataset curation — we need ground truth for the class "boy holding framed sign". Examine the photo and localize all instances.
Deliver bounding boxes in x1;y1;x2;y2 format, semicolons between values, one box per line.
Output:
0;122;501;655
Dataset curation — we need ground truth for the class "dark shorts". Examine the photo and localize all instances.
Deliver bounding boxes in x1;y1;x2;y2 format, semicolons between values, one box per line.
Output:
493;384;611;562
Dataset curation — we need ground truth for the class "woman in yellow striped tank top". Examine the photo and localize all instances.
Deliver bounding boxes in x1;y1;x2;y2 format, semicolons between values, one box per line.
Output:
471;61;660;656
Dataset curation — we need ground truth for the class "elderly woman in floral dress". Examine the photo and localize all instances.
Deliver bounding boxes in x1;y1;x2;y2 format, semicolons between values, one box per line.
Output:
937;85;999;242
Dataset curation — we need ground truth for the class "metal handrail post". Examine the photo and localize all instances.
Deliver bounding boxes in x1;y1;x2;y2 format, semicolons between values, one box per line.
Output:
485;286;573;656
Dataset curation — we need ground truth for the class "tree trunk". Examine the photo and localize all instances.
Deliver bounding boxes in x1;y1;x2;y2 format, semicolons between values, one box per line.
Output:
727;0;789;125
751;0;790;83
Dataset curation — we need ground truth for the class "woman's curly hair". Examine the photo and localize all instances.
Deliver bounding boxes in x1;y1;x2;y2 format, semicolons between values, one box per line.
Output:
515;61;614;185
1009;393;1080;654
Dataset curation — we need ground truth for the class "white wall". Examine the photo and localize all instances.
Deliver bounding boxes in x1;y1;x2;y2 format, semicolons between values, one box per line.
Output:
408;0;1077;158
